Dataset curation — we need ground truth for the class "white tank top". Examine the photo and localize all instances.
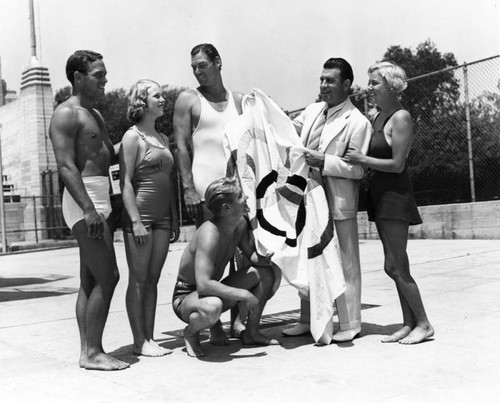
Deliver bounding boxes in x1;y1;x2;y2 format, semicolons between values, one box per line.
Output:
191;89;239;200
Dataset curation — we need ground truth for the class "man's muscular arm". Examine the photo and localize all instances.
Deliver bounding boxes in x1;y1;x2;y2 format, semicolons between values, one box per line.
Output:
49;106;105;238
237;219;271;267
173;90;202;219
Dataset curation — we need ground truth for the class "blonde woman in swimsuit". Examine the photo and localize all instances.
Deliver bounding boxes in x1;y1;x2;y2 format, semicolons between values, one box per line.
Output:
120;79;180;356
344;62;434;344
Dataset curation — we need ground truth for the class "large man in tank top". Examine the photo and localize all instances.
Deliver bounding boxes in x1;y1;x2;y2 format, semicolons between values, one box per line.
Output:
174;43;244;227
284;58;372;343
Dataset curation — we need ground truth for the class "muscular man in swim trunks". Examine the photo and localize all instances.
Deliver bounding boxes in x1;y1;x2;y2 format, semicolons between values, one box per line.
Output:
172;177;280;357
49;50;129;371
174;43;244;226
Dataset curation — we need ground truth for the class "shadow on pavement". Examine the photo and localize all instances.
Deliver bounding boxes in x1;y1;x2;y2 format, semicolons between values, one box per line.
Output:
0;275;72;288
360;321;403;337
0;275;76;302
155;305;386;357
0;288;78;302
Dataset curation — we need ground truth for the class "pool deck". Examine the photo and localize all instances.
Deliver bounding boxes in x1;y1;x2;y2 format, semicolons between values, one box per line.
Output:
1;239;499;402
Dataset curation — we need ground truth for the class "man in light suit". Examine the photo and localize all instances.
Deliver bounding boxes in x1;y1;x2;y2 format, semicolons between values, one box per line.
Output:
283;57;372;342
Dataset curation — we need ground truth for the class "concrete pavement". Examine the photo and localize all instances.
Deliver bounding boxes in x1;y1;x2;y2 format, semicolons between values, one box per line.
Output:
1;239;499;402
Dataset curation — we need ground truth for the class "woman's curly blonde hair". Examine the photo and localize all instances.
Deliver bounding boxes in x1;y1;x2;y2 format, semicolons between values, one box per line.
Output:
368;61;408;94
127;79;160;123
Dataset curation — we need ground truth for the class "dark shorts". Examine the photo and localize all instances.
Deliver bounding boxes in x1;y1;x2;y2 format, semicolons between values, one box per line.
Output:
172;279;197;322
122;213;171;232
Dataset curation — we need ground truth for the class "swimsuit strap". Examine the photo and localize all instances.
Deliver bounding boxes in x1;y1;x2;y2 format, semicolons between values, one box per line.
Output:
371;111;381;125
381;108;404;128
132;126;166;147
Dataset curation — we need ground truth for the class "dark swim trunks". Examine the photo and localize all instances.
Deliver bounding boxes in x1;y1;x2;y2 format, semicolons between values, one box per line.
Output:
172;279;197;322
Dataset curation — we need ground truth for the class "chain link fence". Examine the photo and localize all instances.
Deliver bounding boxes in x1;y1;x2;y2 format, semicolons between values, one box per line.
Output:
1;194;68;244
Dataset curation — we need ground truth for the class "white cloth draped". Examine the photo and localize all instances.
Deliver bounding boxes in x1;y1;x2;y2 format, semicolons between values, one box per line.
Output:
224;89;345;344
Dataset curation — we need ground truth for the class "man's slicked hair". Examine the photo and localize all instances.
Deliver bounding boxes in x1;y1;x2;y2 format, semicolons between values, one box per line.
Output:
205;177;240;214
323;57;354;84
66;50;103;85
191;43;220;63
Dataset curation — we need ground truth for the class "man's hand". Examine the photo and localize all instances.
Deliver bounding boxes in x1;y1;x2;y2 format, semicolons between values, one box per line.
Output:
84;210;106;240
170;219;180;243
132;220;149;244
303;149;325;168
183;188;203;219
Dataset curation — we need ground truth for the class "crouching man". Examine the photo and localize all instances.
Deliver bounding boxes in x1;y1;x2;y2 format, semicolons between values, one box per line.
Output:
172;177;280;357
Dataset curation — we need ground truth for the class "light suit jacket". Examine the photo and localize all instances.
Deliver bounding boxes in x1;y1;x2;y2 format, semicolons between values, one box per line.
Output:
294;98;372;220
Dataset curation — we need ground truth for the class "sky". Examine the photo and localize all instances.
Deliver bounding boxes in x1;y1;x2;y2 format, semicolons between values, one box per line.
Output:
0;0;499;111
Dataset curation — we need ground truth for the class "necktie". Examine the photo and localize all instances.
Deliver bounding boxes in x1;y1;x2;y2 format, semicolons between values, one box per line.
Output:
306;109;328;151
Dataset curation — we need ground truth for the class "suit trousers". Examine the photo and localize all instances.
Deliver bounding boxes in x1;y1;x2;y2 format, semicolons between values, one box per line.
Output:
334;217;362;330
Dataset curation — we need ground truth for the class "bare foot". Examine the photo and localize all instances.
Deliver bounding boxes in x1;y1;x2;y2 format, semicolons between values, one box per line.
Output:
150;340;173;356
281;322;310;337
399;325;434;345
210;321;229;346
332;327;361;343
381;325;412;343
184;327;205;357
134;340;171;357
84;352;129;371
241;330;281;346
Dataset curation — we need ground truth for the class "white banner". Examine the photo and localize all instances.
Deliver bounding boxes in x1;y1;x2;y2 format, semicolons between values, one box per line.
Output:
224;89;345;344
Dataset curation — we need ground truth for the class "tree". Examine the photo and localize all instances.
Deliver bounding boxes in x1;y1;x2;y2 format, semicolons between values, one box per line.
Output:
468;85;500;200
53;86;72;109
349;85;367;115
95;88;129;144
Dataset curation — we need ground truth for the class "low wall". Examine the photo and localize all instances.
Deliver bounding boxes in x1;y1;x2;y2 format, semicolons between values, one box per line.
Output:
113;200;500;243
358;200;500;240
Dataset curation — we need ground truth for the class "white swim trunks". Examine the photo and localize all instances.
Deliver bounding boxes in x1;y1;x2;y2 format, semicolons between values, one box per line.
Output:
62;176;112;230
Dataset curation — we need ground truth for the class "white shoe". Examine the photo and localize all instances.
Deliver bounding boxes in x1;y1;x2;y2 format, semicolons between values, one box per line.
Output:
282;323;311;337
332;327;361;343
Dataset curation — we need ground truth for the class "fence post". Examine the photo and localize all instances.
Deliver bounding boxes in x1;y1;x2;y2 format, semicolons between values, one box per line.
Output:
463;63;476;202
33;195;39;243
0;124;7;253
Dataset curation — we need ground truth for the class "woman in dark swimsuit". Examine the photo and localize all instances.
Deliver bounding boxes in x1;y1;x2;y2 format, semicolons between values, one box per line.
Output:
120;80;180;356
344;62;434;344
